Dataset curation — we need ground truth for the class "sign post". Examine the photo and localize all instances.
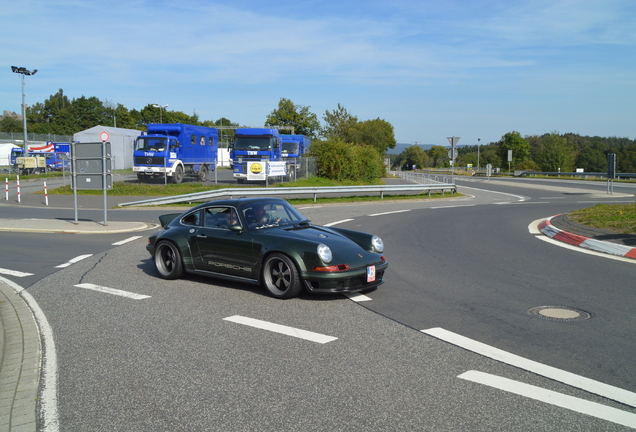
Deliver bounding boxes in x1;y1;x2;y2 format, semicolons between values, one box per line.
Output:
607;153;616;194
71;135;113;225
447;136;460;184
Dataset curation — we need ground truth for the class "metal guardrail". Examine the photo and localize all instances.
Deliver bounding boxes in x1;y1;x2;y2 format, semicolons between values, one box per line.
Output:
119;178;457;207
517;171;636;179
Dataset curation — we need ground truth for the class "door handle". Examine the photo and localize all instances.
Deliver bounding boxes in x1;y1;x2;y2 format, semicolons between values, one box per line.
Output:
197;234;207;238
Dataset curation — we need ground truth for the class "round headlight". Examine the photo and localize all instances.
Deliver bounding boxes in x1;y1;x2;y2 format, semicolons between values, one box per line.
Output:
372;235;384;253
317;244;332;263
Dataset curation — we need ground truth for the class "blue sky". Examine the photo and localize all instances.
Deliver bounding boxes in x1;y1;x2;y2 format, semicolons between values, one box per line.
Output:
2;0;634;146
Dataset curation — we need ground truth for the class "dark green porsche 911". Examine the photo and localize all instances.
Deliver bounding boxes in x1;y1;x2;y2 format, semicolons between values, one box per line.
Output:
146;197;388;299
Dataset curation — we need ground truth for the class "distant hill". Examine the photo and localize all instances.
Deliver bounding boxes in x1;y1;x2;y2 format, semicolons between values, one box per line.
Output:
388;143;434;155
388;143;472;155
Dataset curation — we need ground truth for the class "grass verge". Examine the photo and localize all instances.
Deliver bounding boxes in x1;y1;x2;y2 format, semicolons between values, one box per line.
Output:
568;203;636;235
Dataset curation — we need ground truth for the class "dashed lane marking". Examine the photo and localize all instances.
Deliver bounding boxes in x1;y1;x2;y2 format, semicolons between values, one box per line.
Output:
112;236;142;246
223;315;338;344
369;209;411;216
0;267;34;277
55;254;93;268
459;371;636;429
344;292;372;302
324;219;354;227
423;327;636;408
74;283;151;300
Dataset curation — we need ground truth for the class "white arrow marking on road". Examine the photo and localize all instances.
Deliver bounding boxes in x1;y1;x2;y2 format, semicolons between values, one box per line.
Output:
223;315;337;344
55;254;93;268
459;371;636;429
112;236;143;246
0;267;34;277
74;283;151;300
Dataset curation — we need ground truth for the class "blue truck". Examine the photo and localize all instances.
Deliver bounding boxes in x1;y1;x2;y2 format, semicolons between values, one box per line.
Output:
133;123;219;183
230;128;288;183
281;134;310;159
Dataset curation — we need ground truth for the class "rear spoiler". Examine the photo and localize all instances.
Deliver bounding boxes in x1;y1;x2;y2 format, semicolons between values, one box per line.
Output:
158;213;181;228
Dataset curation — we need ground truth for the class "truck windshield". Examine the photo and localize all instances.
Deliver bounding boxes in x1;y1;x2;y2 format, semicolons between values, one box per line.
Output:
233;137;273;151
10;150;22;157
135;137;169;152
282;142;299;154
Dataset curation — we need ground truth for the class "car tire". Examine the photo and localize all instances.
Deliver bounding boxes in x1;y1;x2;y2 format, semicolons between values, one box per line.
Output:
262;253;302;299
172;165;184;184
155;241;184;280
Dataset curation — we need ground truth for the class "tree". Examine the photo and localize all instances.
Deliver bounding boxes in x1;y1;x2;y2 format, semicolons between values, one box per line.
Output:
0;115;22;133
427;146;448;167
498;131;531;169
401;145;429;170
348;118;396;154
265;98;320;138
321;104;358;140
536;133;575;172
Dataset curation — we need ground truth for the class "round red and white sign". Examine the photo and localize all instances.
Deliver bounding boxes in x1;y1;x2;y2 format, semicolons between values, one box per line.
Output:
100;131;110;142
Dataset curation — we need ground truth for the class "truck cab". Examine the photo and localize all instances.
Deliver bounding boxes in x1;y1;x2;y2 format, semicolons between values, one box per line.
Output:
230;128;284;183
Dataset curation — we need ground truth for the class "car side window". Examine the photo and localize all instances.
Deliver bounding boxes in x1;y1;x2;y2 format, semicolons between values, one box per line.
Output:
181;210;201;226
204;207;240;229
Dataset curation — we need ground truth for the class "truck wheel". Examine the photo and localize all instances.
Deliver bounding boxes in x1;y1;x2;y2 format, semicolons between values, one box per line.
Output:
172;165;184;184
137;173;147;183
198;165;208;182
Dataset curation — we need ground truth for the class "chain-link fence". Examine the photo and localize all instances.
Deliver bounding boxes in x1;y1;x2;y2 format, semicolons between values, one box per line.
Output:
278;157;317;183
0;132;73;144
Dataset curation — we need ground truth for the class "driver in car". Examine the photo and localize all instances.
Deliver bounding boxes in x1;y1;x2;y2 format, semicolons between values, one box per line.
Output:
248;204;281;228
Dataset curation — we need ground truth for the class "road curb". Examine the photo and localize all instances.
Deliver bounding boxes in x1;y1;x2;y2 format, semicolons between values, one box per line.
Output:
539;214;636;259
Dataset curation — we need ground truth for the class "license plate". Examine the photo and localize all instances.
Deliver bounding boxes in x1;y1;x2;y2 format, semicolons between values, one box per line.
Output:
367;265;376;282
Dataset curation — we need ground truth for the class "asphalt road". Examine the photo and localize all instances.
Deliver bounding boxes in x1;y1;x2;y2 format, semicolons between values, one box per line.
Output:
2;175;636;431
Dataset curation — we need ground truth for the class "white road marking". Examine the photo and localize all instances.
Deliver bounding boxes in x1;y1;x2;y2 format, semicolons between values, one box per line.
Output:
422;327;636;408
459;371;636;429
298;206;321;209
112;236;142;246
369;209;411;216
430;205;476;209
55;254;93;268
0;267;34;277
0;275;59;431
74;283;151;300
344;292;372;302
223;315;338;344
456;185;526;201
324;219;354;227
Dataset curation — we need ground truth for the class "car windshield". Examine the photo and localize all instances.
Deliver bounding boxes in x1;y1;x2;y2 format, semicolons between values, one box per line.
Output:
241;200;307;230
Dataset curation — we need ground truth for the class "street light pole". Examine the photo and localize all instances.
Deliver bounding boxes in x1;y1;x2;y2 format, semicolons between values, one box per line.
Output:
11;66;38;147
477;138;481;172
152;104;168;123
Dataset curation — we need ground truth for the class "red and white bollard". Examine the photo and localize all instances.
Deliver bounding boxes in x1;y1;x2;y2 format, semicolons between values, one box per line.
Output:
44;181;49;206
16;175;20;203
4;178;7;201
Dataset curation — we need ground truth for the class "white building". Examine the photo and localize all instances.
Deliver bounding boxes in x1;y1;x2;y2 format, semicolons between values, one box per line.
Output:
73;126;142;170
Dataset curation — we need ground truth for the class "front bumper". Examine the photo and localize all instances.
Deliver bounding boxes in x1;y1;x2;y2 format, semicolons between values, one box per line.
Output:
301;261;388;294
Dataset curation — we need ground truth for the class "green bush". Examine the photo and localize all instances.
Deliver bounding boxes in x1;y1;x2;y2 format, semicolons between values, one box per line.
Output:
310;138;385;182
